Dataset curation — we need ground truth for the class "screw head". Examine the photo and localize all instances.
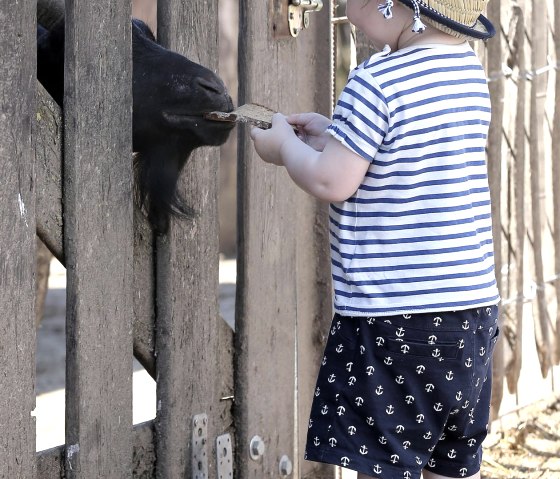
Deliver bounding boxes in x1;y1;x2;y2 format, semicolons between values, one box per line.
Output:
279;455;293;476
249;436;265;461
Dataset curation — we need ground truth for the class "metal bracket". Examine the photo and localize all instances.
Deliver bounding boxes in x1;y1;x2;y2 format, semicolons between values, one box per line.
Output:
192;414;208;479
216;434;233;479
288;0;323;37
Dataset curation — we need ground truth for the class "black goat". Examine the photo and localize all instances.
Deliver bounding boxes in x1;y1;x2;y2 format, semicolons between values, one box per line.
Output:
37;19;234;233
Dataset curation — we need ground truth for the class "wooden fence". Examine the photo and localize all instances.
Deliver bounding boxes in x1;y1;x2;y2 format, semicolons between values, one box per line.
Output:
3;0;558;477
480;0;560;417
1;0;333;477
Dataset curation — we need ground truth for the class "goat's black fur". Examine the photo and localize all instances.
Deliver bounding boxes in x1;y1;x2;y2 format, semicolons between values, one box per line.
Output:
37;18;234;233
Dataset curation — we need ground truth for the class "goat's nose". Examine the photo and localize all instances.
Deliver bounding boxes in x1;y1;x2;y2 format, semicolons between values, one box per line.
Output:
195;76;225;95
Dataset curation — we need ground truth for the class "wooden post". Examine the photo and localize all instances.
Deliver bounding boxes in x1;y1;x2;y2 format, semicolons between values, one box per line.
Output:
154;1;233;477
63;1;134;476
504;5;527;393
0;1;36;477
552;0;560;364
485;0;505;420
528;0;552;377
236;0;333;477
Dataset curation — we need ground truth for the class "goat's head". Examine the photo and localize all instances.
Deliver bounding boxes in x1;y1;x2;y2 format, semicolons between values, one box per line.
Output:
132;19;234;233
37;9;235;234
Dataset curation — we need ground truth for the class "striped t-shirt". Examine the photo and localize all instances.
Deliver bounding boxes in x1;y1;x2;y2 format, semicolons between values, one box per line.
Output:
328;42;500;317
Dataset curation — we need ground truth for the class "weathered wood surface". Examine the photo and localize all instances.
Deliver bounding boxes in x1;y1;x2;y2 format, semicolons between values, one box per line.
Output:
63;2;134;476
503;5;526;394
36;84;64;262
37;421;156;478
486;0;505;420
554;0;560;364
154;1;234;477
236;1;333;477
35;82;157;377
0;1;36;477
528;0;552;377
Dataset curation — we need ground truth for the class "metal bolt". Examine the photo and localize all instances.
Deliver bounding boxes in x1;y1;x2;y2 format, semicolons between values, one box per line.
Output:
279;455;293;476
249;436;265;461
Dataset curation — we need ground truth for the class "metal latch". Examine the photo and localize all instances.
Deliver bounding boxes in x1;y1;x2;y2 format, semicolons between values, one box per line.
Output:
288;0;323;37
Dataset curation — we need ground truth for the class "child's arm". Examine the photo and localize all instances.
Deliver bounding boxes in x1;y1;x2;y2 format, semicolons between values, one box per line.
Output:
250;113;370;202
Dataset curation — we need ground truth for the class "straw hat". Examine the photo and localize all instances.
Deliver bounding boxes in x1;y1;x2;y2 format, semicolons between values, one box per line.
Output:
378;0;495;41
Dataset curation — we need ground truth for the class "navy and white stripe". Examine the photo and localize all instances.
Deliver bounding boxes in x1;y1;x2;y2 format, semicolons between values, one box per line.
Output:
327;43;500;316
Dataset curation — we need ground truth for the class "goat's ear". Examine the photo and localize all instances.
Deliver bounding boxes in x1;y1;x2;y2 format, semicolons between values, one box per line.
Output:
132;19;156;42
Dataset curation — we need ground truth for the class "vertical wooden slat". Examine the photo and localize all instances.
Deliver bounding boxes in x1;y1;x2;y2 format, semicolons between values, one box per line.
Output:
504;5;527;393
63;1;134;476
552;0;560;364
154;1;230;477
486;0;505;419
528;0;552;377
236;1;333;477
0;1;36;477
299;9;335;479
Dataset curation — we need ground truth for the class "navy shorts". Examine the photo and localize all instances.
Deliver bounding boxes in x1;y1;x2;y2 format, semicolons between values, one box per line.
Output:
305;306;499;479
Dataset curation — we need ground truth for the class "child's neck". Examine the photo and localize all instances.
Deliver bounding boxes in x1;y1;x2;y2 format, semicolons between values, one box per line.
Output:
396;25;465;51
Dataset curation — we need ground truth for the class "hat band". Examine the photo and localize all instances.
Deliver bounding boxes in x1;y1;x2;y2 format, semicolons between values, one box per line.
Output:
397;0;496;40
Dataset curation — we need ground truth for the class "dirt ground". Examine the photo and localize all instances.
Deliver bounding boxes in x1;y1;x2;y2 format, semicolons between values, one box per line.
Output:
480;396;560;478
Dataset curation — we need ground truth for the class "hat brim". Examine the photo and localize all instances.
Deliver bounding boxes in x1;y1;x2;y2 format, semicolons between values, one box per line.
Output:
398;0;496;40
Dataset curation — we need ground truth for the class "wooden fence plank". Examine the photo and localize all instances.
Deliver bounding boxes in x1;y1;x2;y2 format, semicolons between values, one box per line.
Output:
298;11;335;479
552;0;560;364
37;421;156;478
486;0;505;420
154;1;232;477
35;82;157;378
236;1;333;477
0;1;36;477
503;5;527;393
528;0;552;377
36;84;64;262
63;2;134;476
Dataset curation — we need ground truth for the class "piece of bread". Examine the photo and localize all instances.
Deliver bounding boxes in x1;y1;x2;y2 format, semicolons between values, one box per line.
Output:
204;103;276;129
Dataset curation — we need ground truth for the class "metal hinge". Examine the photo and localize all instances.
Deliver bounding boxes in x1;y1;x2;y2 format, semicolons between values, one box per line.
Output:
288;0;323;37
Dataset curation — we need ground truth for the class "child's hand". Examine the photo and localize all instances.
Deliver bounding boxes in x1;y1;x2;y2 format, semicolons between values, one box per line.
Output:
287;113;331;152
250;113;296;166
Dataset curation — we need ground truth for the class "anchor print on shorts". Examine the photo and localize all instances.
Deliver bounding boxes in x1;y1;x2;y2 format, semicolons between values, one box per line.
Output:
305;306;500;479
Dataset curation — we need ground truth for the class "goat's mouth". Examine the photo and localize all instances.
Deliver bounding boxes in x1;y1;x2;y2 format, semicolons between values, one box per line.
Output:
162;111;235;130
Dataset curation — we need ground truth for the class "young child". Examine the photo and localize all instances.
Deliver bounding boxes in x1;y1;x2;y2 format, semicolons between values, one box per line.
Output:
250;0;500;478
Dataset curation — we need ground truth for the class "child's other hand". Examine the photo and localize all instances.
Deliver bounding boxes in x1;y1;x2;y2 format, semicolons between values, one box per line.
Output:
250;113;296;166
287;113;331;152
